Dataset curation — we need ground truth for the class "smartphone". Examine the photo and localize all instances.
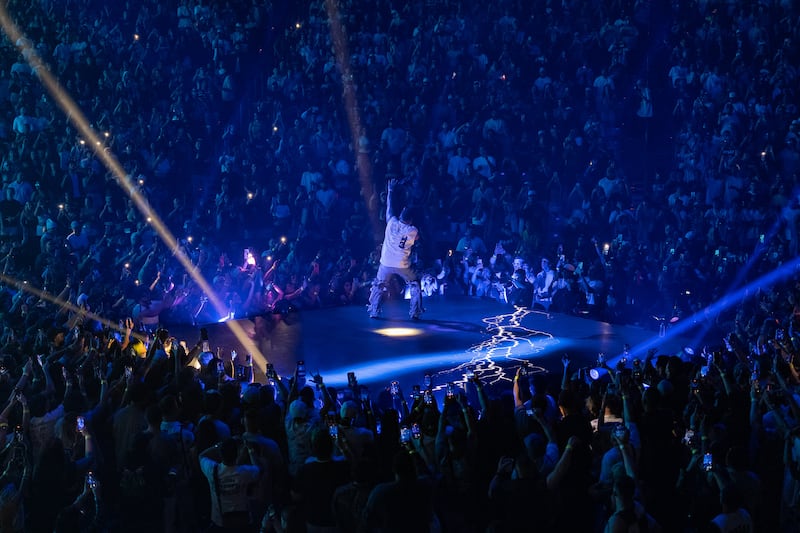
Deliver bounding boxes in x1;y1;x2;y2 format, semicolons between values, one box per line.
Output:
14;425;22;442
125;366;132;379
423;390;433;405
703;452;713;471
86;471;97;489
36;354;43;366
296;360;306;377
347;371;357;388
464;369;475;380
328;423;338;439
399;426;412;444
76;416;85;432
390;381;399;396
613;424;626;440
423;374;432;389
266;362;276;379
411;423;421;439
446;383;455;400
360;388;369;401
682;429;695;446
411;385;421;400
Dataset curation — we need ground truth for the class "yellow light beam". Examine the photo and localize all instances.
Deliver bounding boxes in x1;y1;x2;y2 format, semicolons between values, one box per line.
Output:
0;273;146;342
0;5;266;369
324;0;382;244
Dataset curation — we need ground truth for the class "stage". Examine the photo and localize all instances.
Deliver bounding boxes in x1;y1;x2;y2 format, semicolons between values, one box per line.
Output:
177;294;705;399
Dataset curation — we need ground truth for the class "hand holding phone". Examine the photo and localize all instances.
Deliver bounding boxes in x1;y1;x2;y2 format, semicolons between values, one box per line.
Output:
445;383;455;400
76;415;85;432
703;452;713;471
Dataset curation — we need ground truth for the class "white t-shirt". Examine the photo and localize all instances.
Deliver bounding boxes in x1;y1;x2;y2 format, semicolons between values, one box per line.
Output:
200;457;260;526
380;216;418;268
710;508;753;533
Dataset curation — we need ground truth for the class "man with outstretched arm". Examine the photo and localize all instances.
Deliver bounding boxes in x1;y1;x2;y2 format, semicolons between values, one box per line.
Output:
368;179;423;320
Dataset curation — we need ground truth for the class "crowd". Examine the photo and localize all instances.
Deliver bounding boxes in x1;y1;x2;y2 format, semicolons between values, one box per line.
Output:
0;0;796;530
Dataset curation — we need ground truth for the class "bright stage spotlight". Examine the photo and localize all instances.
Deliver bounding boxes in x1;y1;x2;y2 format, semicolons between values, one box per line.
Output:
374;327;424;338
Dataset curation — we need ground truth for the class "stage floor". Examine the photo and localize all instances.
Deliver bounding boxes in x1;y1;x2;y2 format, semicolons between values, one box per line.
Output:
183;295;702;400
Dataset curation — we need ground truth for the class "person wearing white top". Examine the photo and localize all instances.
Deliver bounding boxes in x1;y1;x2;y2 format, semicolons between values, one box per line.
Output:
368;179;423;319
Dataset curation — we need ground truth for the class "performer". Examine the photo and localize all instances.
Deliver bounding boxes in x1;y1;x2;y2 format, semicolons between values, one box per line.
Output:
368;179;423;319
532;257;555;310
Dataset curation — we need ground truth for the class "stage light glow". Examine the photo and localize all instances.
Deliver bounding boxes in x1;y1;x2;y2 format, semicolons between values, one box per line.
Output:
321;306;561;392
374;327;424;337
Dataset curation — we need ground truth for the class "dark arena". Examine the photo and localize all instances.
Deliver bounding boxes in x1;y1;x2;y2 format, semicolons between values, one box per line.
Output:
0;0;797;531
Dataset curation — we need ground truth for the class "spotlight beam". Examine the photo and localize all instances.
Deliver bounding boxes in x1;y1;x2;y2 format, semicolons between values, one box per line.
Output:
0;273;146;342
324;0;382;244
0;7;266;369
624;257;800;362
